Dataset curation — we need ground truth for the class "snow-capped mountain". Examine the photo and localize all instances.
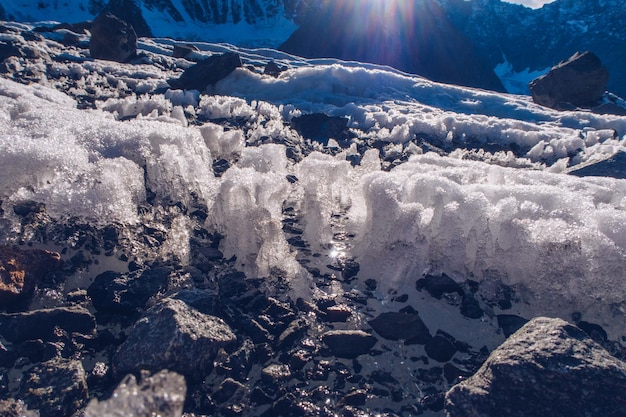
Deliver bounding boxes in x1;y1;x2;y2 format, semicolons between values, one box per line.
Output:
439;0;626;97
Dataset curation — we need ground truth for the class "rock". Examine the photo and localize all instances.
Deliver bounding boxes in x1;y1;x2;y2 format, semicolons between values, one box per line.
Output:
101;0;153;38
87;266;171;314
84;370;186;417
291;113;350;145
264;61;285;77
213;378;246;404
0;399;39;417
321;304;352;322
89;12;138;63
497;314;529;338
416;273;463;300
19;358;88;417
567;150;626;180
0;245;62;303
172;43;199;59
460;293;483;319
114;298;236;380
167;52;243;91
0;41;21;61
425;331;457;362
368;311;431;343
321;330;377;359
0;305;96;343
445;317;626;417
529;51;609;109
261;364;292;385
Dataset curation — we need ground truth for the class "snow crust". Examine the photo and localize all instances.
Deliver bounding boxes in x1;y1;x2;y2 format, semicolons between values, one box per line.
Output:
1;35;625;317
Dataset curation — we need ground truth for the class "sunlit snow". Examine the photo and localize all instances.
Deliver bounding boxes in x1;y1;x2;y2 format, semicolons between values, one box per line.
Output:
1;34;625;330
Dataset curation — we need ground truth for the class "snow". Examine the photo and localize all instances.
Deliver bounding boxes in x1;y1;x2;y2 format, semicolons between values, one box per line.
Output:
1;31;626;331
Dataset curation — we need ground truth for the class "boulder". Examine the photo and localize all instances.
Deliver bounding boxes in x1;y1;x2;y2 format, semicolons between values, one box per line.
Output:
19;358;88;417
101;0;153;38
0;305;96;343
321;330;377;358
445;317;626;417
368;311;431;343
0;245;62;303
529;51;609;109
89;12;138;63
113;298;237;380
167;52;242;91
84;370;186;417
172;43;199;59
291;113;351;145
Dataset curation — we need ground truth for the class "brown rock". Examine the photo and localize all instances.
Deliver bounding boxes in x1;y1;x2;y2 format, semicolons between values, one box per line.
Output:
0;245;62;302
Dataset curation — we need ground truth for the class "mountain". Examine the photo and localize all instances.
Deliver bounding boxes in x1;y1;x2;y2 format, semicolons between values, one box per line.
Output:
438;0;626;97
278;0;506;92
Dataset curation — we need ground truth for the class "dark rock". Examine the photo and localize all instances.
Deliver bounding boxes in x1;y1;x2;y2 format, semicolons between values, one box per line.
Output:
0;245;62;303
342;389;367;406
89;12;138;63
445;317;626;417
19;358;88;417
497;314;529;338
424;331;457;362
322;330;377;359
460;293;483;319
172;43;199;59
213;378;246;404
291;113;350;145
261;363;292;385
101;0;153;38
0;399;39;417
368;311;431;343
576;320;608;343
322;304;352;322
592;102;626;116
172;288;218;315
416;273;463;299
529;51;609;109
443;363;473;385
52;22;92;35
87;266;171;314
84;370;185;417
264;61;286;77
114;298;236;380
568;151;626;180
12;200;45;216
168;52;243;91
0;305;95;343
0;41;21;61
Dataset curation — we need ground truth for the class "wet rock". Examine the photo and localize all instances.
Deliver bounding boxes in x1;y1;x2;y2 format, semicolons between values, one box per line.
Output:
460;293;483;319
322;304;352;322
167;52;243;91
114;298;236;380
89;12;138;62
261;363;292;385
0;245;62;303
445;317;626;417
497;314;529;338
322;330;377;359
529;51;609;109
341;389;368;406
291;113;351;145
87;266;171;315
416;273;463;299
424;331;457;362
0;305;95;343
368;311;431;343
19;357;88;417
84;370;186;417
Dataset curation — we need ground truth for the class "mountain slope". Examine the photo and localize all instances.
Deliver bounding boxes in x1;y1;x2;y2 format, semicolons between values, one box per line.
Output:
279;0;506;92
439;0;626;97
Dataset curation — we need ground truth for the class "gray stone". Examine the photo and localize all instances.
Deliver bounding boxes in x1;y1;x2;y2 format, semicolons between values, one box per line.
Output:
445;317;626;417
368;311;431;343
167;52;242;91
19;358;88;417
114;298;237;380
84;370;186;417
529;51;609;109
0;305;95;343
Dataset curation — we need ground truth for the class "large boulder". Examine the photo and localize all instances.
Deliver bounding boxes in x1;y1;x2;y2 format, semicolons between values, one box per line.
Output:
89;12;138;63
529;51;609;109
101;0;153;38
167;52;242;91
113;298;237;380
445;317;626;417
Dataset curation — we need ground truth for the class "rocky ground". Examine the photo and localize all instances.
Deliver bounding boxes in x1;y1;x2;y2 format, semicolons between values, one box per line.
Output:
1;20;626;417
